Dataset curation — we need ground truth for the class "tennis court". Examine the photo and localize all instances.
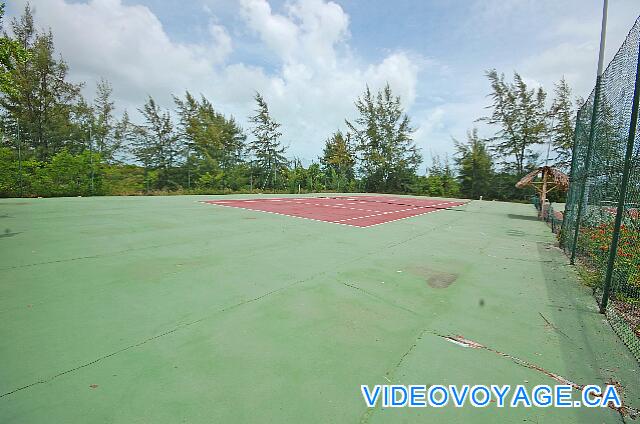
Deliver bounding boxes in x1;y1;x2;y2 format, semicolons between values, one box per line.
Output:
0;194;638;423
202;195;468;227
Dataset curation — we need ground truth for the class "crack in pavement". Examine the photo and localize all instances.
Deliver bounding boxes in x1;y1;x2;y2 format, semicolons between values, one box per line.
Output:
340;281;421;317
0;226;276;271
358;331;639;422
1;223;457;399
359;328;429;424
538;312;574;342
440;334;639;420
0;268;326;399
0;242;184;271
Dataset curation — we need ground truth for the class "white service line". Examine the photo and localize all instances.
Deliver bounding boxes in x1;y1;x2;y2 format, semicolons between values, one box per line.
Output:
334;201;459;223
270;198;380;213
199;201;365;228
199;198;467;228
359;202;465;227
271;197;455;216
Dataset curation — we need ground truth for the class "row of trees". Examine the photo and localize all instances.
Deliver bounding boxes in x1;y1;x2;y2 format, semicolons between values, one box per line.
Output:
451;71;578;201
0;4;579;200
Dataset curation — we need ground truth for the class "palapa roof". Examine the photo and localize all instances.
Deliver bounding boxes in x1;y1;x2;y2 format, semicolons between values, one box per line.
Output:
515;166;569;190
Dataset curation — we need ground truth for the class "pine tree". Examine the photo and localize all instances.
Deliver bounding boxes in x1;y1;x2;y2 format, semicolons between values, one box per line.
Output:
248;92;287;190
0;3;29;97
320;130;355;190
113;110;134;159
424;154;459;197
133;96;182;189
548;77;576;169
92;79;120;162
1;4;82;159
346;83;421;192
174;92;247;189
594;96;625;178
481;70;547;175
454;128;493;199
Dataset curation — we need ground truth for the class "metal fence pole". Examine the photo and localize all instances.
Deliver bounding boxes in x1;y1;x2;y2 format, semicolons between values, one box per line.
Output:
16;119;23;198
89;125;94;195
599;40;640;314
570;0;608;264
560;111;582;248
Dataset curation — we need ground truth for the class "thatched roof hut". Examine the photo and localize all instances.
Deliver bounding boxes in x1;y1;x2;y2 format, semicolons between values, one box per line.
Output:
515;166;569;190
516;166;569;218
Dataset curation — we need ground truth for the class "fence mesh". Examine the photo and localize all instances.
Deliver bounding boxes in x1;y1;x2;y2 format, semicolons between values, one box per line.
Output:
561;17;640;361
532;196;563;235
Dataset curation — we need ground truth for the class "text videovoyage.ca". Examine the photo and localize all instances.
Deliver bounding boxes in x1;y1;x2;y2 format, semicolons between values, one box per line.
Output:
361;384;622;409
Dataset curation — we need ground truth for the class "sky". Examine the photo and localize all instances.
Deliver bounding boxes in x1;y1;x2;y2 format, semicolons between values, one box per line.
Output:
5;0;640;169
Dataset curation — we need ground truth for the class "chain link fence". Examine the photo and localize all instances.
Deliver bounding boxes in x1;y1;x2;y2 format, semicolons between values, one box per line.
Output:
561;17;640;362
532;196;563;234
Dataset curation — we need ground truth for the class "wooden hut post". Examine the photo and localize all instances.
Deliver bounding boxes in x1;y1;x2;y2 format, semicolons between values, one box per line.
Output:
539;168;548;218
515;166;568;220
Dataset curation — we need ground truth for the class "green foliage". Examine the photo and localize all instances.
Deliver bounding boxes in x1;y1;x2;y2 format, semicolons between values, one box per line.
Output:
320;130;355;191
574;221;640;309
102;164;146;195
454;129;493;199
548;77;576;169
306;163;325;192
481;70;547;175
0;4;30;97
91;79;121;162
248;92;287;190
0;147;102;197
2;4;83;160
410;155;459;197
488;172;529;201
197;170;224;189
0;146;37;197
174;91;246;190
346;84;421;192
34;149;103;196
0;4;581;202
133;96;183;189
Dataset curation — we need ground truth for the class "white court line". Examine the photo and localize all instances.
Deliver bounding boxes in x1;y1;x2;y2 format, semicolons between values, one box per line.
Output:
258;197;382;213
362;203;465;227
276;199;378;213
333;201;460;223
200;198;468;228
357;202;466;227
264;197;454;216
199;201;365;228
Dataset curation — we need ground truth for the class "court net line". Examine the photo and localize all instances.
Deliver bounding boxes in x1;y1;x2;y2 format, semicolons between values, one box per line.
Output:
318;196;468;210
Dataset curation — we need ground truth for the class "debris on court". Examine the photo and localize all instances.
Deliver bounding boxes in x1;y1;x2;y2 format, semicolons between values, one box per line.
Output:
439;334;640;419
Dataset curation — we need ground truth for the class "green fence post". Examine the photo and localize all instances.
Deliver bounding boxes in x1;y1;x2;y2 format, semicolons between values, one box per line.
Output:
560;111;582;249
599;42;640;314
89;125;94;196
17;119;23;198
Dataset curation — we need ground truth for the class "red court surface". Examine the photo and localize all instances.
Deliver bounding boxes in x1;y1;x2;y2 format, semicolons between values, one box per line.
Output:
202;195;467;227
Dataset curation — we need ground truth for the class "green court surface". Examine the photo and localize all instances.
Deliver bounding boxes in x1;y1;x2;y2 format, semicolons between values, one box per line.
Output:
0;195;638;423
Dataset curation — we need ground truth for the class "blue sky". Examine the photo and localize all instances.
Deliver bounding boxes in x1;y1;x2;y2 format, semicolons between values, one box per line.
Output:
7;0;640;169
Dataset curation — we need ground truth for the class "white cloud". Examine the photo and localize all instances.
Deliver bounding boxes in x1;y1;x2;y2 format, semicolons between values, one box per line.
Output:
15;0;638;167
239;0;301;61
208;23;233;63
519;42;596;97
364;53;419;106
17;0;422;163
19;0;232;113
